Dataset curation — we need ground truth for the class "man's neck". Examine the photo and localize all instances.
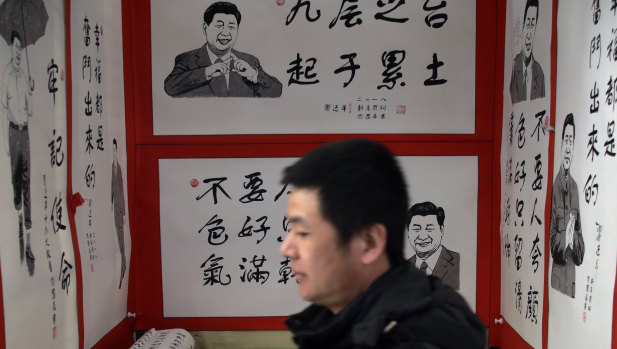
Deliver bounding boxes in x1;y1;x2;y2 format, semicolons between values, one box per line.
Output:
11;60;21;73
207;44;230;58
524;52;532;67
328;258;391;315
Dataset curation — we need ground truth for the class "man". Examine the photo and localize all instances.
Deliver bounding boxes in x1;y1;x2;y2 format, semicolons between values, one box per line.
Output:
164;1;282;98
280;139;484;348
111;139;127;289
550;113;584;298
407;201;460;290
2;30;35;276
510;0;545;104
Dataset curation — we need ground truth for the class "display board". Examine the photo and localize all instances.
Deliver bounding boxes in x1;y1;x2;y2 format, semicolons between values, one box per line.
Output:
158;155;478;317
499;0;552;347
150;0;476;135
0;0;79;347
548;1;617;348
69;0;132;347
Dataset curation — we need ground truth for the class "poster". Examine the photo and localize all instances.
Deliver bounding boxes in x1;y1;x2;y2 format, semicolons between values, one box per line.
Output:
548;1;617;348
150;0;476;135
159;156;477;317
0;0;79;347
499;0;552;347
70;0;131;347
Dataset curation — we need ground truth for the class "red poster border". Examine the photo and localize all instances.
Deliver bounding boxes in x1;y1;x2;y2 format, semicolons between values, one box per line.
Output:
132;141;492;331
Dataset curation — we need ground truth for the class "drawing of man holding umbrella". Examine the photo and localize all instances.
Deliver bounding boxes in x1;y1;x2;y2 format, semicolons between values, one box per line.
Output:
1;0;48;276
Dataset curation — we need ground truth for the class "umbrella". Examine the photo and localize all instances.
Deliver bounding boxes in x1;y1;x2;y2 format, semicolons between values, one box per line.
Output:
0;0;48;76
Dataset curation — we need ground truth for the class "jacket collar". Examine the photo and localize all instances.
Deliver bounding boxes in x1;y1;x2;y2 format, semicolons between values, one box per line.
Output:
287;263;433;347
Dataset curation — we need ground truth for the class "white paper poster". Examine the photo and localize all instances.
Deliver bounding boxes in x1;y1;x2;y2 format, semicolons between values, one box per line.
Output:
159;156;477;317
548;1;617;348
70;0;131;347
500;0;552;347
150;0;476;135
0;0;79;347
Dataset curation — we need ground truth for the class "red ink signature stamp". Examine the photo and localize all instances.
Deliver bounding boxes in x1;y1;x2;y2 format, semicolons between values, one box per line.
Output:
190;179;199;188
396;105;406;115
276;0;285;6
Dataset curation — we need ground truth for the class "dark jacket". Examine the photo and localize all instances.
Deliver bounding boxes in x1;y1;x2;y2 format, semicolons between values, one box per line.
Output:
286;263;485;349
164;44;282;98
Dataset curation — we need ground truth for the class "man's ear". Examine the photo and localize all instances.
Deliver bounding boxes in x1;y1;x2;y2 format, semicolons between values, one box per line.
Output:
359;223;387;265
202;22;208;36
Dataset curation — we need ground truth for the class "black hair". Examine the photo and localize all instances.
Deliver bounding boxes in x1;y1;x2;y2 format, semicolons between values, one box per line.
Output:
562;113;575;141
282;138;409;266
524;0;539;24
203;2;241;25
11;30;21;44
406;201;445;229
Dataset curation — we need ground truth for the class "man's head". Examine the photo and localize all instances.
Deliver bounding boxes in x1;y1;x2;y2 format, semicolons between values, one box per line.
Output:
10;30;22;67
279;139;409;313
406;202;444;259
523;0;539;60
202;2;241;54
561;113;575;171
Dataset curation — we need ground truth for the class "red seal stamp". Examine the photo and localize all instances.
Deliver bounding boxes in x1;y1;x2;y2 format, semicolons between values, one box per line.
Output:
396;105;406;115
190;179;199;188
276;0;285;6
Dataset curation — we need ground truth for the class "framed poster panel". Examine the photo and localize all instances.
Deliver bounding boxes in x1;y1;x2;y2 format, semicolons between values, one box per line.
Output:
133;141;491;330
129;0;497;143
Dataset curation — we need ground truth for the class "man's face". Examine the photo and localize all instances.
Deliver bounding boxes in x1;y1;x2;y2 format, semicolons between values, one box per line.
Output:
408;214;443;255
561;125;574;171
204;13;238;53
11;37;22;66
523;6;538;59
280;188;364;313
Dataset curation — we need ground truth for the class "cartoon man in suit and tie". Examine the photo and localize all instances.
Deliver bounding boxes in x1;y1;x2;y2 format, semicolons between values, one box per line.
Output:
164;1;282;98
407;201;460;290
510;0;545;104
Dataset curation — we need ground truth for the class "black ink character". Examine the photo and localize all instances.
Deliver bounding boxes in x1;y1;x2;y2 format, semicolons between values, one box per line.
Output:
201;253;231;286
334;53;360;88
423;0;448;29
47;58;58;105
59;251;73;295
82;55;91;82
83;16;91;46
285;0;321;25
164;2;282;98
329;0;362;29
239;171;266;203
278;257;295;284
196;176;231;204
510;0;545;104
374;0;409;23
287;53;320;85
239;255;270;284
199;214;229;246
378;50;406;90
52;193;67;233
2;31;35;276
111;139;127;288
550;113;585;298
406;201;460;290
423;53;447;86
48;129;64;168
